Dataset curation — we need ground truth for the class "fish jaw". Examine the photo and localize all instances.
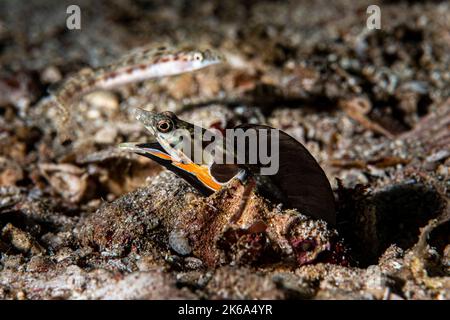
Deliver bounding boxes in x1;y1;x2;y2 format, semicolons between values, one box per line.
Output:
118;141;174;162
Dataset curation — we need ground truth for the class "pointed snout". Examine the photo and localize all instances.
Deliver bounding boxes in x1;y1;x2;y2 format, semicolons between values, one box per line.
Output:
132;107;159;134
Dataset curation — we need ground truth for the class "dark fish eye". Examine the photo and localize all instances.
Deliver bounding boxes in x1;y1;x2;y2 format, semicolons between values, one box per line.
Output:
193;53;203;61
157;120;173;133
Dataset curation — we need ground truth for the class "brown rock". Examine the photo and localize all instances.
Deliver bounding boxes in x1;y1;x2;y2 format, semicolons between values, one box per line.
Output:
1;223;44;255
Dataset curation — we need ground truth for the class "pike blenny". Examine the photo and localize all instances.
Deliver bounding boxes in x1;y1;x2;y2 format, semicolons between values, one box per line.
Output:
120;109;336;225
49;45;224;138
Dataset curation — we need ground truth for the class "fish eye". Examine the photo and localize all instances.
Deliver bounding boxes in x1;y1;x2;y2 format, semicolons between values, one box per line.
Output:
193;53;203;61
157;119;173;133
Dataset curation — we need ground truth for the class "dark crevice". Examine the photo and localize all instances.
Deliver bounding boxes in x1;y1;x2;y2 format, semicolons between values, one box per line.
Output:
337;183;445;267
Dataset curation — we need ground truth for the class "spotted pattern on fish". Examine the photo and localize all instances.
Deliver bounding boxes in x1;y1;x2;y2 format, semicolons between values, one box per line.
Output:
49;45;224;139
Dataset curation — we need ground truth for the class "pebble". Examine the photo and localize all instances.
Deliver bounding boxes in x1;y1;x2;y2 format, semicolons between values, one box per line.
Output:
41;66;62;83
0;165;24;186
26;256;53;273
86;108;102;120
184;257;204;270
2;254;24;270
84;91;120;114
94;125;118;144
169;230;192;256
436;164;448;178
16;291;27;300
39;164;88;203
166;73;196;100
65;265;87;291
426;150;450;163
1;223;44;255
136;255;160;272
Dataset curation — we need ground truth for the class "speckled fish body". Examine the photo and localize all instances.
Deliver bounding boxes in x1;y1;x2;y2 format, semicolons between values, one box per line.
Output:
49;46;224;136
96;46;223;89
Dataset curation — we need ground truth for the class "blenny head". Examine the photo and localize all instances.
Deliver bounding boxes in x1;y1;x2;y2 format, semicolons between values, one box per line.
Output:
150;47;224;75
125;108;202;164
133;109;195;139
180;48;225;69
119;109;229;195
